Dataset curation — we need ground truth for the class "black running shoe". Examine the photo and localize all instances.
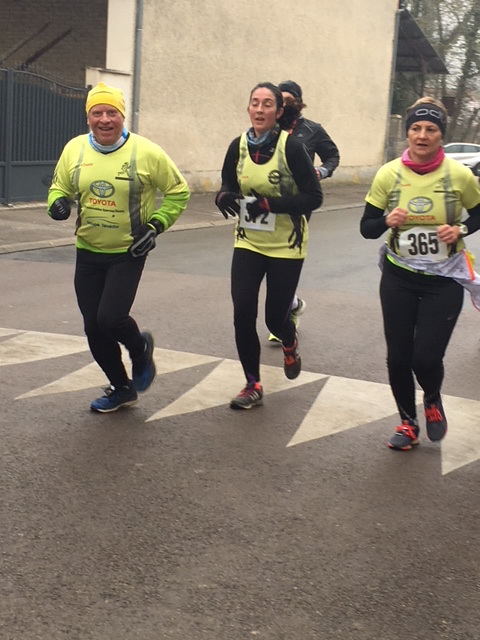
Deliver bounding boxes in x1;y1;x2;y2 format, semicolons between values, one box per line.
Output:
132;331;156;392
283;339;301;380
387;420;420;450
90;382;138;413
424;397;447;442
230;382;263;410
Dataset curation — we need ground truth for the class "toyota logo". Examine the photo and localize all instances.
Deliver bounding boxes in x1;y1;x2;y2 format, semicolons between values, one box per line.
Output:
90;180;115;198
408;197;433;214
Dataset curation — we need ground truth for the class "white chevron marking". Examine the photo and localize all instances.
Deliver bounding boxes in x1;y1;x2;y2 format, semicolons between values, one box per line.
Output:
16;347;221;398
146;358;326;422
441;395;480;475
287;376;397;446
287;377;480;476
2;327;479;476
0;330;87;366
0;328;22;338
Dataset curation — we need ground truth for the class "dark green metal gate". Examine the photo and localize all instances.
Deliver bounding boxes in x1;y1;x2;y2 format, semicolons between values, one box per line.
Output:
0;69;87;204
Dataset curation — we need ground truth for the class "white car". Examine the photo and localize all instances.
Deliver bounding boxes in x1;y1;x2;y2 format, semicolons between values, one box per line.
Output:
444;143;480;176
461;152;480;177
443;142;480;160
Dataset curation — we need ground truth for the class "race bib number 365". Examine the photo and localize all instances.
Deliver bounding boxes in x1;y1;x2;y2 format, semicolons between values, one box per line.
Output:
398;226;448;261
239;197;276;232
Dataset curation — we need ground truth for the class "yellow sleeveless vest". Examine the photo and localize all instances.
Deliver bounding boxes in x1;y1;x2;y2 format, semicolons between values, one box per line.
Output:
234;130;307;259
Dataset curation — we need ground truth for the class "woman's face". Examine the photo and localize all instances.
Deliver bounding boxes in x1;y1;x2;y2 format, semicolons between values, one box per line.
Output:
87;104;124;145
407;120;443;163
248;88;283;136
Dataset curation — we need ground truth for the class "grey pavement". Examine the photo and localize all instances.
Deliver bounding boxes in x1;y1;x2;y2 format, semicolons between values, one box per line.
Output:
0;183;368;255
2;198;480;640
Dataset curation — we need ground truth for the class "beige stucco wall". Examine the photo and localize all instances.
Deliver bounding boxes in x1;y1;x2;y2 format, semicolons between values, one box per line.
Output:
85;0;136;129
107;0;399;190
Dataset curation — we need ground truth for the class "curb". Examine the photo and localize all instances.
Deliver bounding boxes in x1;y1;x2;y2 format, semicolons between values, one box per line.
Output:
0;201;364;256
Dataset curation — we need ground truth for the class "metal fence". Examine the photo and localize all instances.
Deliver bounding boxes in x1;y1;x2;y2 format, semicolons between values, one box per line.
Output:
0;68;87;204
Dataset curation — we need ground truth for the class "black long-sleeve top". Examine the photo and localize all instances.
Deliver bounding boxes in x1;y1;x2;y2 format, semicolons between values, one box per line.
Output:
218;133;323;215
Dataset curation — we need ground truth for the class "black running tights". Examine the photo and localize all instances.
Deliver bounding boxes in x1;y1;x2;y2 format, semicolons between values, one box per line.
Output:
380;259;463;422
74;249;147;388
231;248;304;383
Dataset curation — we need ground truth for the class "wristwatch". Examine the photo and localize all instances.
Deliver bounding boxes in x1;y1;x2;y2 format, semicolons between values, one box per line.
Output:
457;224;468;237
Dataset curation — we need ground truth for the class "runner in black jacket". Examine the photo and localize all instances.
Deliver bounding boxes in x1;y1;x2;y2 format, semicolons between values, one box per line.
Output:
278;80;339;183
266;80;340;342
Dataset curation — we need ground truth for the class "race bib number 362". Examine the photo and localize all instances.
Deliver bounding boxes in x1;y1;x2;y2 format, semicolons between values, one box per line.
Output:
239;197;276;232
398;226;448;261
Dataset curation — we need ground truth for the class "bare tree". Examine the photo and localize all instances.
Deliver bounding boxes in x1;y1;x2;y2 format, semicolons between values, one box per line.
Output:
396;0;480;142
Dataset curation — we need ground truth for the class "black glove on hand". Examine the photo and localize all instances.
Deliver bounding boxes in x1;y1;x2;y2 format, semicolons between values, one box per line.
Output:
246;189;270;222
49;197;71;220
129;222;160;258
215;191;242;219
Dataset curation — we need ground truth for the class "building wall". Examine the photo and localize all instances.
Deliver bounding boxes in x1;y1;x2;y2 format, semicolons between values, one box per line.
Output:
0;0;107;86
136;0;398;189
1;0;399;191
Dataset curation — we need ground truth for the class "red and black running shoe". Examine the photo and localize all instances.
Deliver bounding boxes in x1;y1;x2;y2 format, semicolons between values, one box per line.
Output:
283;339;301;380
387;420;420;450
230;382;263;410
424;397;447;442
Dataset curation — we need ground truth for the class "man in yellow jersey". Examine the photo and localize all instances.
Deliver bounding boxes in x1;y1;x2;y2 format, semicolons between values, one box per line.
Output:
48;82;190;412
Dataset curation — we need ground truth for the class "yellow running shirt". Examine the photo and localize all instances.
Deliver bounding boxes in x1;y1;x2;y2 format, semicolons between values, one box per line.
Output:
366;156;480;259
234;130;307;259
48;133;189;253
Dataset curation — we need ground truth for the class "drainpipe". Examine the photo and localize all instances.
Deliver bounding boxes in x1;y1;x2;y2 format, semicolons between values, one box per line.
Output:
384;6;402;163
131;0;143;132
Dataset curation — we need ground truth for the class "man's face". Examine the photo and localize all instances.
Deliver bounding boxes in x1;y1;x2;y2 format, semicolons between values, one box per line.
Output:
87;104;124;145
281;91;297;106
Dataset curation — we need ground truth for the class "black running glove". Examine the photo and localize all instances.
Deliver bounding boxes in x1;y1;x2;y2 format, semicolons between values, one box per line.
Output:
246;189;271;222
49;197;71;220
129;220;163;258
215;191;242;218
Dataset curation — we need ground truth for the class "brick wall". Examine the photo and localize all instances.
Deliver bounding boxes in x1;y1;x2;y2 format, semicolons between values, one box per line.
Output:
0;0;107;86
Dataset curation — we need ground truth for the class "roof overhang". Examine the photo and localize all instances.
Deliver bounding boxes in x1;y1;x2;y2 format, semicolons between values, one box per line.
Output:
396;8;449;74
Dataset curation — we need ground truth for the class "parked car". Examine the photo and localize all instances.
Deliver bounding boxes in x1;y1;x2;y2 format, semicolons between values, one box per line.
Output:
461;151;480;177
444;142;480;160
444;143;480;176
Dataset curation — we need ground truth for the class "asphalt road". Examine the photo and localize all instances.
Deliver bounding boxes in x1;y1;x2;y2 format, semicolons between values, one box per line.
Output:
1;206;479;640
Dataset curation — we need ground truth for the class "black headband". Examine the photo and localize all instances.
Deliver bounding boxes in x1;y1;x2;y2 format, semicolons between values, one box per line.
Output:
405;105;446;135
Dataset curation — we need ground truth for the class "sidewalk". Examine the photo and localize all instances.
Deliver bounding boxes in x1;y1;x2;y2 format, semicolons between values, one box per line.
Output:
0;183;367;255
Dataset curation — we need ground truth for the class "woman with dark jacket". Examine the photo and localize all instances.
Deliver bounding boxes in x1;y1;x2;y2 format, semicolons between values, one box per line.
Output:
215;82;322;410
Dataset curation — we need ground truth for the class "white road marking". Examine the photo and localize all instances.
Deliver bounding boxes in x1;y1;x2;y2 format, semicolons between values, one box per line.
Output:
441;395;480;475
287;376;397;446
2;327;479;476
17;361;107;398
16;347;221;398
0;328;22;338
0;330;87;366
146;358;325;422
287;379;480;476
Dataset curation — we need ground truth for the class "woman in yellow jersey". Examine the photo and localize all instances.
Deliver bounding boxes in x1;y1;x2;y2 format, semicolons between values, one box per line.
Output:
48;83;190;413
361;97;480;450
215;82;322;409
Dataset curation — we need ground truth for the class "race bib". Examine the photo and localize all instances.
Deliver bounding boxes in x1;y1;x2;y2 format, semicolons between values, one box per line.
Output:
398;226;448;261
239;197;276;232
